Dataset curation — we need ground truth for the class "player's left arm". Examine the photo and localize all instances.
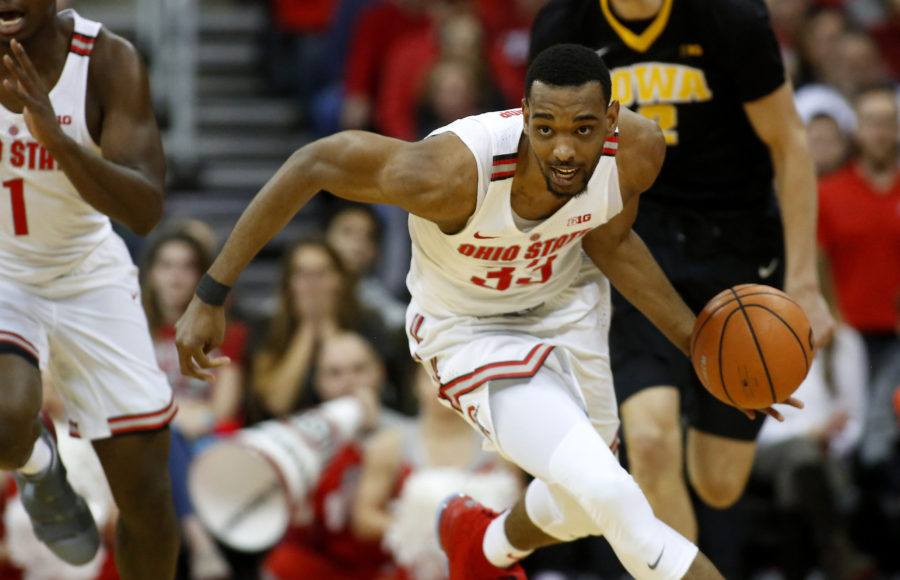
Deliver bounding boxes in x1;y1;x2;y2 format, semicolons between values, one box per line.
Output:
583;111;695;356
3;32;165;236
744;82;835;346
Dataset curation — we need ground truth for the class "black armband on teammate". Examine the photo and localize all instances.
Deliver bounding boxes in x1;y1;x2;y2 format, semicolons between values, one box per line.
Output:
196;273;231;306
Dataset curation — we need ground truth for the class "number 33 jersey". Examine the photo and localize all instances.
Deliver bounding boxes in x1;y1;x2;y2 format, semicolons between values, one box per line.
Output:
406;109;623;318
0;11;121;288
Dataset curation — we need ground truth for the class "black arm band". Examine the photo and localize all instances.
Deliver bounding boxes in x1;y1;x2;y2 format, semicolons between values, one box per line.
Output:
196;273;231;306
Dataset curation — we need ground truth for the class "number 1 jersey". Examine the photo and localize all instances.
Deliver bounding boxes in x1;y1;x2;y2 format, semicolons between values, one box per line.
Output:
406;109;623;318
0;10;121;288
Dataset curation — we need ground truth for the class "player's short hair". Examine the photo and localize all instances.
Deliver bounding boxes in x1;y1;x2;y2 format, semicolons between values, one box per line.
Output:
525;44;612;105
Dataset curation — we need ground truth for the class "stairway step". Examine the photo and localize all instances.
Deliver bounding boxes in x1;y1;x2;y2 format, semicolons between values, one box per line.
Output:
197;159;284;190
198;41;262;72
197;99;302;129
197;73;269;97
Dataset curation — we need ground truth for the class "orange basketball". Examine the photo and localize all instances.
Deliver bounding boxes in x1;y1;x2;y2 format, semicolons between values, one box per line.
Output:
690;284;815;410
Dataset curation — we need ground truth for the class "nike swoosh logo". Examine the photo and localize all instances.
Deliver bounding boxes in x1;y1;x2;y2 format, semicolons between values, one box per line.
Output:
596;46;611;57
473;232;499;239
648;546;664;570
757;258;779;279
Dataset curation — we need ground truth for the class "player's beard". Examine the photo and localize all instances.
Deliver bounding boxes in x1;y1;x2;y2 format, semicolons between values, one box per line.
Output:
535;152;591;199
542;172;590;199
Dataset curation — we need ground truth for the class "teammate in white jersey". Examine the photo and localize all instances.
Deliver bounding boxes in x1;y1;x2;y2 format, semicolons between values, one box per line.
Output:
175;44;802;579
0;3;178;579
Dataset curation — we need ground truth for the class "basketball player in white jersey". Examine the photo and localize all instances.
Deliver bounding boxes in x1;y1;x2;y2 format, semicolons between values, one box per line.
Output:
0;2;178;579
176;44;798;579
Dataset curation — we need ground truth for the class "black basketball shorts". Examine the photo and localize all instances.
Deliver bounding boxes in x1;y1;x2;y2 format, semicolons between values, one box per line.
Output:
610;199;785;441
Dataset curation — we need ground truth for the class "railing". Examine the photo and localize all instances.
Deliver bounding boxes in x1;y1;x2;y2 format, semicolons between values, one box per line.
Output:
135;0;197;168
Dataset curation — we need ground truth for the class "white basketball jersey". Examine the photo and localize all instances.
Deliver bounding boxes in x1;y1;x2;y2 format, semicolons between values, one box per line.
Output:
407;109;623;317
0;11;120;287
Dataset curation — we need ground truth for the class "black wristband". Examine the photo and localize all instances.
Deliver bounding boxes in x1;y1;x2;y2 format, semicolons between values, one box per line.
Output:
196;273;231;306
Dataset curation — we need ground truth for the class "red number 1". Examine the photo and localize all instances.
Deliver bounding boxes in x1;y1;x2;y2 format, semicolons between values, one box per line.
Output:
3;178;27;235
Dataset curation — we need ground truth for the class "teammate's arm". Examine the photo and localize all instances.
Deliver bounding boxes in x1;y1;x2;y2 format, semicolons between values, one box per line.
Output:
176;131;476;379
744;82;835;345
3;32;165;235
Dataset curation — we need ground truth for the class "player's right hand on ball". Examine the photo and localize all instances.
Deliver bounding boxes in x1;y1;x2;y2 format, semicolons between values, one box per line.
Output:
175;296;231;382
738;396;804;422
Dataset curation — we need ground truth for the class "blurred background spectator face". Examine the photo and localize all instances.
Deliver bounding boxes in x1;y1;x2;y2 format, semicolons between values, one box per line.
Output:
315;332;386;402
766;0;810;45
325;206;380;277
854;88;900;168
807;114;850;175
147;237;205;317
831;32;890;95
439;11;484;61
800;8;848;83
425;59;482;126
286;241;345;320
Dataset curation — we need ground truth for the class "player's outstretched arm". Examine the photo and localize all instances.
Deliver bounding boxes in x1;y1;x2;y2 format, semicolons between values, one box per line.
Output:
583;111;696;355
3;32;165;235
176;130;475;380
744;82;835;346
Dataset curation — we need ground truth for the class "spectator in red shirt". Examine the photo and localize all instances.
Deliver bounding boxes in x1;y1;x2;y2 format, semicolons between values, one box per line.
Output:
260;331;408;580
376;8;487;141
140;224;249;580
869;0;900;79
340;0;432;132
818;85;900;378
265;0;339;102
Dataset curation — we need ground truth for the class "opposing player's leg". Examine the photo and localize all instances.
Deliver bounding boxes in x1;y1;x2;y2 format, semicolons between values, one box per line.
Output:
620;386;697;541
685;398;760;509
438;363;720;580
92;430;179;580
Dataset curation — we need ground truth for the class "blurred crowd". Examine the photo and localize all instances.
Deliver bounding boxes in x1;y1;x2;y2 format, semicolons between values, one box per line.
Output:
1;0;900;578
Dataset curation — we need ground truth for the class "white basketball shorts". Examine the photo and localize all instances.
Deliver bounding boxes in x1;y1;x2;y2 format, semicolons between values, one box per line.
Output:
0;255;174;440
406;262;620;449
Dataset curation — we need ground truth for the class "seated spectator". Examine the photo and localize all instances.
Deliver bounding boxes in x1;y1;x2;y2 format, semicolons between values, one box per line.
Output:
818;85;900;380
766;0;811;50
868;0;900;78
264;0;338;102
752;324;875;579
339;0;431;132
260;331;409;580
251;238;409;420
795;30;895;129
377;8;490;140
324;203;407;331
354;366;521;579
140;226;249;580
795;6;848;87
805;112;851;175
477;0;542;108
415;58;496;139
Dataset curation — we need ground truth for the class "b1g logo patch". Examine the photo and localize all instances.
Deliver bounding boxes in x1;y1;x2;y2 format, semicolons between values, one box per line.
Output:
567;213;591;226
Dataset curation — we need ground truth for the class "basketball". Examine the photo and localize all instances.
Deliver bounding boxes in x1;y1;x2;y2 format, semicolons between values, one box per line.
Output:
690;284;815;410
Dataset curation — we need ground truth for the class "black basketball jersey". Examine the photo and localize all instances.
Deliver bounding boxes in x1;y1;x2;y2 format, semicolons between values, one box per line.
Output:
530;0;786;209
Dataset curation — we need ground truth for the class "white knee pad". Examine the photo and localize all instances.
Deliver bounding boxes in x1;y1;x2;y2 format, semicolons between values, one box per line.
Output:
525;479;599;541
546;422;698;580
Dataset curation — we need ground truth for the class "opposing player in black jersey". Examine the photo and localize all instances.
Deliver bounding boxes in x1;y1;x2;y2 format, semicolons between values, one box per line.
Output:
530;0;834;541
